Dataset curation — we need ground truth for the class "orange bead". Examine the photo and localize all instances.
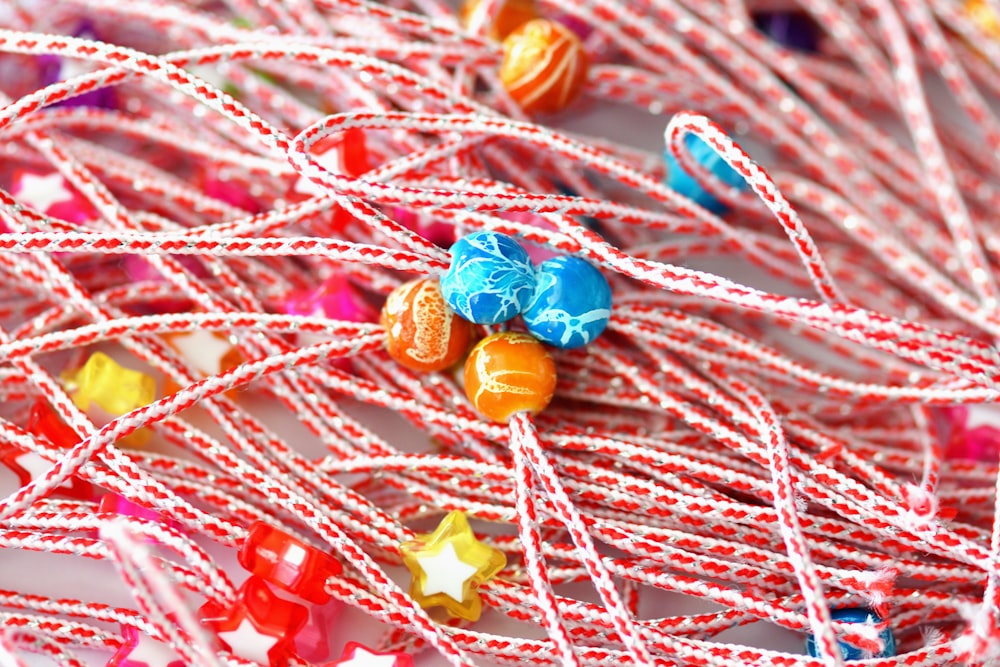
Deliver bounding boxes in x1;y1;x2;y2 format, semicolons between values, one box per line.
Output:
500;19;588;115
966;0;1000;40
460;0;539;41
463;332;556;423
382;278;476;373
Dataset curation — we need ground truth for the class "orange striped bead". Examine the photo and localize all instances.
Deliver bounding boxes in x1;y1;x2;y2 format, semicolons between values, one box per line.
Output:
500;19;589;115
460;0;539;41
382;278;476;373
463;332;556;423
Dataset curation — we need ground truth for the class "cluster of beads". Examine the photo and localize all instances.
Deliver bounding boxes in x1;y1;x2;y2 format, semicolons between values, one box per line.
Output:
3;1;1000;667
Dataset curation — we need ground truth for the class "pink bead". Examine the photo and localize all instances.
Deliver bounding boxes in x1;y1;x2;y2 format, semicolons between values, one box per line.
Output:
107;625;184;667
390;206;455;248
199;170;262;214
10;169;98;225
324;642;414;667
282;273;377;323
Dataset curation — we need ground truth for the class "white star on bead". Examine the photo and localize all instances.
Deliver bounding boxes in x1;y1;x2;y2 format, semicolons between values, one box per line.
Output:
338;646;401;667
217;617;279;665
416;542;478;602
16;173;76;213
122;632;180;667
170;331;233;377
12;451;50;480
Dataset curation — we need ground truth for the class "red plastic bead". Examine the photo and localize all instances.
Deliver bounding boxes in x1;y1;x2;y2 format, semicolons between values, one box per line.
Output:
238;521;343;605
198;576;307;667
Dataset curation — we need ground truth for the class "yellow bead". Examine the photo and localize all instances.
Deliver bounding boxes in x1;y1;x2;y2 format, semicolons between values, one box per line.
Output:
966;0;1000;40
399;511;506;622
463;332;556;423
68;352;156;446
500;19;589;115
460;0;539;41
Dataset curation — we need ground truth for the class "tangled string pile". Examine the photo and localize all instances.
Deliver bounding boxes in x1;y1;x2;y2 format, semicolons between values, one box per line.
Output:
2;0;1000;665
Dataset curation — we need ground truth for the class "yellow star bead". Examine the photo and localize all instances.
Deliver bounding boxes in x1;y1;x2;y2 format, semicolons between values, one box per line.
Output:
966;0;1000;40
66;352;157;447
399;511;506;621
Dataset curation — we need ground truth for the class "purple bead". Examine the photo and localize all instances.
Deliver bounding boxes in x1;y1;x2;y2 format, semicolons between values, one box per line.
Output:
553;13;593;41
753;11;820;53
37;22;117;109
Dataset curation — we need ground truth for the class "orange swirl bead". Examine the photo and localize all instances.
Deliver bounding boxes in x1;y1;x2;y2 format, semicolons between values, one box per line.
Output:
460;0;539;41
499;18;589;115
463;332;557;423
382;278;476;373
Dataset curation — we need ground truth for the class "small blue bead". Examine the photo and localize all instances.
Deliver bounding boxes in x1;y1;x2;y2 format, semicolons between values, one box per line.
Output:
440;231;536;325
663;133;749;214
805;608;896;660
522;256;611;349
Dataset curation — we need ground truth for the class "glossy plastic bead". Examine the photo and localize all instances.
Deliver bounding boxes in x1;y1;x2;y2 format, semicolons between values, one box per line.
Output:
460;0;538;41
966;0;1000;41
326;642;414;667
805;608;896;660
37;22;117;110
463;332;557;423
198;576;308;667
283;273;378;323
500;19;589;115
107;625;184;667
238;521;343;605
99;494;182;535
382;278;476;372
522;256;612;349
440;231;536;325
290;598;343;663
11;169;98;224
664;133;750;214
399;511;506;622
753;11;820;52
28;400;81;449
68;352;156;418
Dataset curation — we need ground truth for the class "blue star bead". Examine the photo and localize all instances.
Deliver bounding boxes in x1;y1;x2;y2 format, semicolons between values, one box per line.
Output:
522;256;611;349
663;133;750;214
805;608;896;660
440;231;536;325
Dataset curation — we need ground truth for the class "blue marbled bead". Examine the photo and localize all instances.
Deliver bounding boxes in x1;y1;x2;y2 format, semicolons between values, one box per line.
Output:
664;133;749;214
522;256;611;349
440;231;536;325
805;608;896;661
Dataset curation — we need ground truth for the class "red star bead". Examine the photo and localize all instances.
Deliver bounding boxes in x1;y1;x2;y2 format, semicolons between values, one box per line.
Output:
198;577;307;666
107;625;185;667
324;642;414;667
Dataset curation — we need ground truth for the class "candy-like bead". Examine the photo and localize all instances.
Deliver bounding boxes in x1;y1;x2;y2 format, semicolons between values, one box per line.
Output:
522;256;611;349
463;332;556;423
752;11;820;52
399;510;506;622
805;608;896;660
382;278;476;373
664;133;749;214
238;521;343;605
500;19;589;115
460;0;538;41
966;0;1000;41
198;576;308;667
440;231;536;325
11;169;99;224
69;352;156;418
107;625;184;667
325;642;414;667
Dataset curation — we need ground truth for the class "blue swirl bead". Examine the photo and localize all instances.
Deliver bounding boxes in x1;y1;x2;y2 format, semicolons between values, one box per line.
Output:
663;133;749;214
805;608;896;660
522;256;611;349
440;231;536;325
